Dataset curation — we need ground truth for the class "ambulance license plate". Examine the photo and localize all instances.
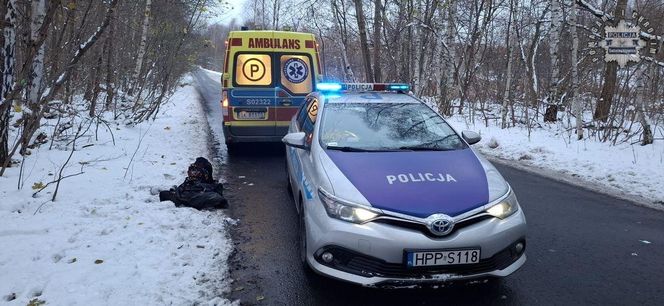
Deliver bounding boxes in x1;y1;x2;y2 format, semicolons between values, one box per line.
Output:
236;109;267;120
406;249;480;267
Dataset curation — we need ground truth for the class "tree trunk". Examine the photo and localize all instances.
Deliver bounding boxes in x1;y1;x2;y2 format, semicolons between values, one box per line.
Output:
544;0;562;122
104;6;117;111
0;0;14;170
635;66;654;145
594;0;628;122
88;49;102;117
129;0;151;97
20;0;47;156
501;0;515;128
571;0;582;139
438;1;456;116
353;0;373;82
372;0;383;82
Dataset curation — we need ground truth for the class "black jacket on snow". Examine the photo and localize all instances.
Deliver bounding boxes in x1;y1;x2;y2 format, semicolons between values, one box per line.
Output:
160;177;228;210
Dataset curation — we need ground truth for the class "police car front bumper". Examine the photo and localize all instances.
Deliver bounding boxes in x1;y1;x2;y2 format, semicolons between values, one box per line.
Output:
305;206;527;287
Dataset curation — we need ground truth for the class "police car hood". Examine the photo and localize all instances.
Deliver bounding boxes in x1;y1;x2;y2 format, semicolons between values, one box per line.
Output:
324;148;505;218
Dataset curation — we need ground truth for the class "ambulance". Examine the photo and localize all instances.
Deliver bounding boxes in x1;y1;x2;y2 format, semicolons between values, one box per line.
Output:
220;30;323;153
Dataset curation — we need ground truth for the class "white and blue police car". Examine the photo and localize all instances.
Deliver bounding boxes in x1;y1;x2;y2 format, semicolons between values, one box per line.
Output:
283;83;526;286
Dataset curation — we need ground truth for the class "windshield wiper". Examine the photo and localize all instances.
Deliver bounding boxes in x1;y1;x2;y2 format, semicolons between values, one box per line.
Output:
398;146;455;151
326;146;398;152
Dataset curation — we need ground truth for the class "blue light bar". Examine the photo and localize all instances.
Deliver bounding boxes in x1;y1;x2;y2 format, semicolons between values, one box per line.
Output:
387;84;410;91
316;83;343;91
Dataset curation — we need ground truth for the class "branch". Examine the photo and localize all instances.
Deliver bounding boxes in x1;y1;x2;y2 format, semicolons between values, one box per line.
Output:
39;0;119;103
32;171;85;198
576;0;607;19
642;56;664;68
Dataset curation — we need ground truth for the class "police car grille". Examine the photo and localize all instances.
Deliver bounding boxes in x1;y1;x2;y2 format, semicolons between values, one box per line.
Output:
373;215;492;238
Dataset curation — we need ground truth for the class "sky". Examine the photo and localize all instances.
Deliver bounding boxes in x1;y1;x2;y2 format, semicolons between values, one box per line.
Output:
210;0;248;25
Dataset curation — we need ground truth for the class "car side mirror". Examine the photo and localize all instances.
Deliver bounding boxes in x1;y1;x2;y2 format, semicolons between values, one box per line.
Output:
282;132;308;150
462;131;482;145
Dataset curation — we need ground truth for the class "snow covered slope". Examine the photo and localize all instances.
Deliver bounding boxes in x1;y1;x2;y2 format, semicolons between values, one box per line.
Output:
0;76;235;305
446;116;664;209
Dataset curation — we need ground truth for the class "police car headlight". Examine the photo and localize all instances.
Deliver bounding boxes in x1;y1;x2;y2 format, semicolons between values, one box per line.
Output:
486;191;519;219
318;188;379;224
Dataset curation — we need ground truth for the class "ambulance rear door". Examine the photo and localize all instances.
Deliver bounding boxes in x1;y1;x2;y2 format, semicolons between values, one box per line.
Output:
229;46;278;137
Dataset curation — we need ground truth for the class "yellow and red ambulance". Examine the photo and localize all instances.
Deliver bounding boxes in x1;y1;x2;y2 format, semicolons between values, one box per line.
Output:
220;30;323;151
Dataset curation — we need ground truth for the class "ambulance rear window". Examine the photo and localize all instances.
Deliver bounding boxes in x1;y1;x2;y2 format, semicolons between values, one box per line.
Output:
280;55;313;94
234;53;273;86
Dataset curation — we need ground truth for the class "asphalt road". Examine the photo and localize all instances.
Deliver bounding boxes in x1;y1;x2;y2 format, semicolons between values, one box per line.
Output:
193;70;664;306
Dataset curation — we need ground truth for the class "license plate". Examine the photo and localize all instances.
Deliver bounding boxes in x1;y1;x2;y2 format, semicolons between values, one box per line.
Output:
406;249;480;267
236;110;267;120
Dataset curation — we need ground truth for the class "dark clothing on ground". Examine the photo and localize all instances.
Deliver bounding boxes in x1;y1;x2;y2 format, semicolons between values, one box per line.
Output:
159;157;228;210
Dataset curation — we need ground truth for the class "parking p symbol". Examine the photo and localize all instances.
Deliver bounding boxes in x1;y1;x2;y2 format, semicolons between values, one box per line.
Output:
243;58;267;82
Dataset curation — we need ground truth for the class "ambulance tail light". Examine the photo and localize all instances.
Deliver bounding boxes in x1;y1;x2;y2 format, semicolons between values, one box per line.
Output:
221;90;229;117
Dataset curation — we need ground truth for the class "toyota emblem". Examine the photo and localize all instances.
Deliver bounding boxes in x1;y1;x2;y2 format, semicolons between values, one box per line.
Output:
427;214;455;236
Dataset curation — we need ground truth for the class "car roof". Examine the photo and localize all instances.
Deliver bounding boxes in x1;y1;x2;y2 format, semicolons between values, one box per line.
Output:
320;92;420;104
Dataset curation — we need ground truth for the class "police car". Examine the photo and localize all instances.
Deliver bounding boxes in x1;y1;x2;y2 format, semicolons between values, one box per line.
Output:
283;83;526;286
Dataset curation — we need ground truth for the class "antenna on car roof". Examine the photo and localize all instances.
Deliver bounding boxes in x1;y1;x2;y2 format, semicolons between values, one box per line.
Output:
240;26;249;31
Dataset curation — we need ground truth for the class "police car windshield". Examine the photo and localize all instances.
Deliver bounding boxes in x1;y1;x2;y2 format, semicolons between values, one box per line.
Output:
320;103;467;152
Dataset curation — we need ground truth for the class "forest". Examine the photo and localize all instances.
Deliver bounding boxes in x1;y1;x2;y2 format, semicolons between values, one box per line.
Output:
2;0;664;179
199;0;664;147
0;0;217;177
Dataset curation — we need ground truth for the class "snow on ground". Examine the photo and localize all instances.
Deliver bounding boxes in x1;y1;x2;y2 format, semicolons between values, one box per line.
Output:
0;76;235;305
445;114;664;209
200;66;222;78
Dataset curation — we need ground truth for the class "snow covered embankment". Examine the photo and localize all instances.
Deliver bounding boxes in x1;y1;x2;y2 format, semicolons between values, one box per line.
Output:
446;116;664;209
0;76;235;305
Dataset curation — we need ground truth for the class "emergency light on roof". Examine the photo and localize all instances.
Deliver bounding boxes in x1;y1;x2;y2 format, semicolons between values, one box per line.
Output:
315;83;411;92
316;83;343;91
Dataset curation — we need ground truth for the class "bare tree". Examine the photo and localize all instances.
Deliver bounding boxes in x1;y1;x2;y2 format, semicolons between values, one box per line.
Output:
0;0;17;166
501;0;516;128
570;0;582;139
129;0;152;97
353;0;373;82
372;0;383;82
544;0;563;122
594;0;627;122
